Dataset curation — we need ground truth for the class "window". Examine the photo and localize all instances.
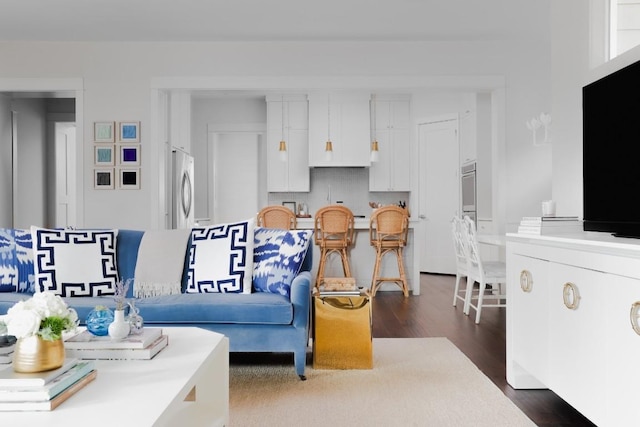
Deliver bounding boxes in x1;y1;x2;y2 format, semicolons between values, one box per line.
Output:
611;0;640;59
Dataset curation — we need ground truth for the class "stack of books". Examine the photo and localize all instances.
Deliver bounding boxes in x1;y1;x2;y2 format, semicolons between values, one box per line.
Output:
0;341;15;365
518;216;583;235
0;358;96;411
64;328;167;360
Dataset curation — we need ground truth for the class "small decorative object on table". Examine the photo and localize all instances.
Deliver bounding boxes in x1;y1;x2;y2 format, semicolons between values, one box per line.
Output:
0;291;78;373
85;305;114;336
127;300;144;335
108;278;132;341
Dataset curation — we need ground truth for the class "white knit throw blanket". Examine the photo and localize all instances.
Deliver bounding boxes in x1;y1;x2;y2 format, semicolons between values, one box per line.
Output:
134;229;191;298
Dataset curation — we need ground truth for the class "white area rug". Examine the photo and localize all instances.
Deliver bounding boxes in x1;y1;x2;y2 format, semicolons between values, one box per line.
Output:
230;338;535;426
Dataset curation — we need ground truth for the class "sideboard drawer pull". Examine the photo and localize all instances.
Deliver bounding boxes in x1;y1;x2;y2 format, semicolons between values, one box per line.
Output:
520;270;533;293
562;282;580;310
631;302;640;336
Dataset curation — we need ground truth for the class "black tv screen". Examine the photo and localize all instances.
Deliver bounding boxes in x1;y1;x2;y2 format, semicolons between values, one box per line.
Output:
583;58;640;237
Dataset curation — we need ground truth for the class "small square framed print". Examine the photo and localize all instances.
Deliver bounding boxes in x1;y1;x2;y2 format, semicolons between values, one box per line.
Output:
94;121;115;143
282;201;296;213
119;168;140;190
118;145;140;166
95;145;114;166
94;169;114;189
118;121;140;143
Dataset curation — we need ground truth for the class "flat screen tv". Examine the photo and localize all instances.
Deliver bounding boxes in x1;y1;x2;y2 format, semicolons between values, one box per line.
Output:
583;58;640;238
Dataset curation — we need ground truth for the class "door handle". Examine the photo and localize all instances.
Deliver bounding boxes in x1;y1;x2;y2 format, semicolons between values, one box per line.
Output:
419;215;427;219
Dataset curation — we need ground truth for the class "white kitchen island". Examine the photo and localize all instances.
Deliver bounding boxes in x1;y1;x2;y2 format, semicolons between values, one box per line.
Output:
296;217;420;295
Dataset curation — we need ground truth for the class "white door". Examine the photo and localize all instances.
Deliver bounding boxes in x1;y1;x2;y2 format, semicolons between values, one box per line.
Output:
418;116;459;273
54;123;76;228
210;132;260;224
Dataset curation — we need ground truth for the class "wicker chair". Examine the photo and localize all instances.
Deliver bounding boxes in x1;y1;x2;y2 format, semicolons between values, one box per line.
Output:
256;205;297;230
314;205;355;287
369;205;410;297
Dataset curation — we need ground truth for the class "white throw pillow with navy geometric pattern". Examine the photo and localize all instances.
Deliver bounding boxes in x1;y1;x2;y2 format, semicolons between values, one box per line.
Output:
31;227;119;297
186;218;255;294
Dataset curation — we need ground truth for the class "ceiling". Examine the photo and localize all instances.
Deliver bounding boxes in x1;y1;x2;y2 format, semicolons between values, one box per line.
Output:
0;0;549;42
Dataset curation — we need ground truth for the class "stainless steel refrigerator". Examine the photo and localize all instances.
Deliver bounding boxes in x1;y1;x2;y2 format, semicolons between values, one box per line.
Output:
172;149;194;229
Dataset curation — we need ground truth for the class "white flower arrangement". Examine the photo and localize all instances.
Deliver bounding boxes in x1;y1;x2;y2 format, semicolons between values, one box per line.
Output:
0;292;78;341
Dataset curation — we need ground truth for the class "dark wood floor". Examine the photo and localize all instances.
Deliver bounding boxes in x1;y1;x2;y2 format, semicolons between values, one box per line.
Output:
371;273;595;427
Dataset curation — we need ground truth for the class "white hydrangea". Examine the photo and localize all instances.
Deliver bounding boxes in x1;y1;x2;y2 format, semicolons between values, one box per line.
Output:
2;291;77;340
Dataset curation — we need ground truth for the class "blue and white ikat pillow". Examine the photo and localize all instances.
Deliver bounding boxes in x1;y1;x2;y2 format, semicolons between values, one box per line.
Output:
253;227;312;298
186;218;255;294
0;228;35;293
31;227;119;297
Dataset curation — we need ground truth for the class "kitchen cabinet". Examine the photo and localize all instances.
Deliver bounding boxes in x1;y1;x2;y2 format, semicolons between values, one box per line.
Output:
308;92;370;167
266;95;309;192
506;233;640;426
369;97;411;191
459;109;476;165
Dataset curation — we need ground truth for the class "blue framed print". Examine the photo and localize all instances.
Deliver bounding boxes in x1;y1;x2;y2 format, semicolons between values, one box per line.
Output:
118;121;140;143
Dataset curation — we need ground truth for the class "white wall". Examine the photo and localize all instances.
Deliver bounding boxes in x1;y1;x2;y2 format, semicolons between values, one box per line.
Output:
0;37;552;229
0;95;11;227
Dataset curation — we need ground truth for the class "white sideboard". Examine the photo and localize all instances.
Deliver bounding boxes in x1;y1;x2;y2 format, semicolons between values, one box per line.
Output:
506;232;640;427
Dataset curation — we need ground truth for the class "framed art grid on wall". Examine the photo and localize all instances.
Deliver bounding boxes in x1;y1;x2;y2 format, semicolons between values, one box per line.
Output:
118;121;140;143
94;122;115;143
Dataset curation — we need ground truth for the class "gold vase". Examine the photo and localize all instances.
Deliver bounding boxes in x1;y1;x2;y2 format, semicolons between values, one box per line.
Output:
12;335;65;373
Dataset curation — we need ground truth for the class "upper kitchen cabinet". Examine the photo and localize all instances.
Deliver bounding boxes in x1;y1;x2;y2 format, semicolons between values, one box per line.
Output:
266;95;309;192
308;92;370;167
369;95;411;191
170;90;192;154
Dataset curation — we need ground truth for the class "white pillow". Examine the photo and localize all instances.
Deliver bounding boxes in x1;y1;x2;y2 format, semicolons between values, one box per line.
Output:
31;227;119;297
186;218;255;294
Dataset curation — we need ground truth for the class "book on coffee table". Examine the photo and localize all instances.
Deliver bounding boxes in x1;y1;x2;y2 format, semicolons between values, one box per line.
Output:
65;334;168;360
0;358;79;388
0;361;95;400
0;353;12;364
0;369;97;411
65;327;162;350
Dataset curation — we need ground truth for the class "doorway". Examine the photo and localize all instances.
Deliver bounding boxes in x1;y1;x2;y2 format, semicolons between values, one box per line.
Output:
418;115;459;274
208;131;261;224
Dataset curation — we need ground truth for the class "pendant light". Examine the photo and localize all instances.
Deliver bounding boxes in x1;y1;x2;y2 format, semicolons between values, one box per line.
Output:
279;95;288;162
325;93;333;162
370;93;380;162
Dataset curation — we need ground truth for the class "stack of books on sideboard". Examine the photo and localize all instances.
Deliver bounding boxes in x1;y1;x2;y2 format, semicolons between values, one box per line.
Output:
517;216;583;235
0;358;96;411
64;327;167;360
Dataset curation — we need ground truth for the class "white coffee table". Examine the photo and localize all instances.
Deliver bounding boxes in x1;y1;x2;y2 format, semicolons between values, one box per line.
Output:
2;327;229;426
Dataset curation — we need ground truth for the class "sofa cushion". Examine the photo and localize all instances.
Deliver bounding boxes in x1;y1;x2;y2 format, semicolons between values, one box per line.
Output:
31;227;119;297
0;229;35;293
253;228;312;297
186;219;254;294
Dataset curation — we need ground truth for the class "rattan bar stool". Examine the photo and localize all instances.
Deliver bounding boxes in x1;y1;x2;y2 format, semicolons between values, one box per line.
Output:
369;205;410;297
314;205;355;288
257;205;297;230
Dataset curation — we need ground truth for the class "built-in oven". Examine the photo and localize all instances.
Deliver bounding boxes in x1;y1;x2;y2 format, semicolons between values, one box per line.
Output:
461;162;476;221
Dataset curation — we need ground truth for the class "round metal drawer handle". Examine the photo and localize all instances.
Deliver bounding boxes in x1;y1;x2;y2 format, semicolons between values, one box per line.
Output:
562;282;580;310
630;302;640;336
520;270;533;293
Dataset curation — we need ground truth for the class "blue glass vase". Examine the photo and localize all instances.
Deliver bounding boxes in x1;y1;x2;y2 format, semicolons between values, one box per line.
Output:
85;306;114;336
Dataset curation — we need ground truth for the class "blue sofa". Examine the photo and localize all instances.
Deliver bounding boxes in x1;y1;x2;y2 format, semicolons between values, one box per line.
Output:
0;229;313;379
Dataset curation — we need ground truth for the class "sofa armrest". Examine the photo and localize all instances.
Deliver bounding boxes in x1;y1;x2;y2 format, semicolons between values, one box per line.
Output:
290;271;312;328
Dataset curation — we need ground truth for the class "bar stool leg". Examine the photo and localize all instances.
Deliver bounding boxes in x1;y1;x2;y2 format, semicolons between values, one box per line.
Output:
370;246;382;296
396;247;409;297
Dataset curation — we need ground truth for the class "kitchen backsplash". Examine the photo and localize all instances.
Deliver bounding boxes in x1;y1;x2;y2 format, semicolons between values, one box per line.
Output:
267;167;410;217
